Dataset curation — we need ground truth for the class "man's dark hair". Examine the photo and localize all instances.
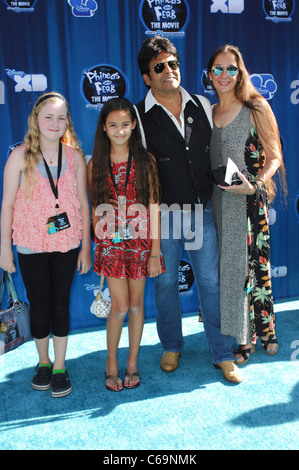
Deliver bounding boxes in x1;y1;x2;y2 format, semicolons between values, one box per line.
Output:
137;36;180;76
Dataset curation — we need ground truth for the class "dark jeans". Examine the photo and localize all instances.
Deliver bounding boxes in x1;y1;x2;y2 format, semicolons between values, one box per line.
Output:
155;203;235;363
18;248;79;339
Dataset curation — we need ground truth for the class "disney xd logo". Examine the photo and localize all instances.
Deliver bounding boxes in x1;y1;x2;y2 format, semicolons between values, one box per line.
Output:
210;0;244;13
5;70;48;93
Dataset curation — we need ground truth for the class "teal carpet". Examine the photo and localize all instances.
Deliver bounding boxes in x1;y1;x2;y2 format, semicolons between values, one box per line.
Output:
0;300;298;451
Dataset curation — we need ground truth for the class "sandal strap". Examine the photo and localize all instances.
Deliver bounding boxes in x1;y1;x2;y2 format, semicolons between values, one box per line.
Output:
125;371;140;379
261;336;278;348
124;371;140;389
261;336;279;355
105;373;123;391
105;374;119;382
105;374;121;386
235;346;251;359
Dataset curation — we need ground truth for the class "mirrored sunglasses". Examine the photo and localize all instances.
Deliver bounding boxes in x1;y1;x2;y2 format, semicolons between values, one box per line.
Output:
153;60;179;74
212;65;239;76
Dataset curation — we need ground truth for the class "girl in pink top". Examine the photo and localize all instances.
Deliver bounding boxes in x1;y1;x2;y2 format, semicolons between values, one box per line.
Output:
0;92;92;397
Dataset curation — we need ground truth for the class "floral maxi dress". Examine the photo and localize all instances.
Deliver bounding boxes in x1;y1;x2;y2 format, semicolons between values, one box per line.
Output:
210;105;275;345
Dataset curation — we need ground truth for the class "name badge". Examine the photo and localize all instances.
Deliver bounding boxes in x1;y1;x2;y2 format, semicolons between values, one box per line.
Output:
47;212;70;235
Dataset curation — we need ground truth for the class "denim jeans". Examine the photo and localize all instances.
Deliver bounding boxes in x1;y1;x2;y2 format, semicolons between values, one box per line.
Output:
155;201;235;364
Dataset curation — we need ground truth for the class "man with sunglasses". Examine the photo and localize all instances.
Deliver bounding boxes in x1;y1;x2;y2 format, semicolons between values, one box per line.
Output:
135;37;242;383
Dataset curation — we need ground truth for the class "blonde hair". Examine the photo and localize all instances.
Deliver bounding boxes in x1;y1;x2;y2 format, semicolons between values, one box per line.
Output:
208;45;287;203
23;92;82;197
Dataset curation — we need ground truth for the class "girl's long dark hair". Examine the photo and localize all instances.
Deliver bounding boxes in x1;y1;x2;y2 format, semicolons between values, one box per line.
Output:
90;97;160;208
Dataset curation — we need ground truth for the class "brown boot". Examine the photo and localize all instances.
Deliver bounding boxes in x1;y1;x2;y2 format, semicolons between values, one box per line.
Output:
214;361;243;383
160;352;181;372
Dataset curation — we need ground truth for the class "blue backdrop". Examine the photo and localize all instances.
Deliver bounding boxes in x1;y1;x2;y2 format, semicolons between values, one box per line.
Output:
0;0;298;331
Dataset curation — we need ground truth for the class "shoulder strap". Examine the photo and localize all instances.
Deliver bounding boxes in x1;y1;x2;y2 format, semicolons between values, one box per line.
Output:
0;271;19;307
99;275;105;292
95;275;105;301
7;273;19;302
0;271;6;306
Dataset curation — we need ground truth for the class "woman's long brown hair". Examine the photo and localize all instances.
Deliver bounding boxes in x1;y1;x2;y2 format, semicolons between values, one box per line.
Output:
207;44;287;203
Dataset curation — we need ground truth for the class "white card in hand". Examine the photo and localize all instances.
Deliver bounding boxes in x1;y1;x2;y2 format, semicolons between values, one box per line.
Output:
225;158;239;185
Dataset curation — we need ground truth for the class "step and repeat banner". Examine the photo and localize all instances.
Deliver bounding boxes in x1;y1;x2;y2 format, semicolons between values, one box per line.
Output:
0;0;298;331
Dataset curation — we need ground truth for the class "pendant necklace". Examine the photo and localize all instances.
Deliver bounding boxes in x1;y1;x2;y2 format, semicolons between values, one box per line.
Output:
217;104;224;127
39;146;58;165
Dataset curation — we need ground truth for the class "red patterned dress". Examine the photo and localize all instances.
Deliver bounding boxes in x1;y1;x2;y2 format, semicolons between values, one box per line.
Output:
94;159;163;280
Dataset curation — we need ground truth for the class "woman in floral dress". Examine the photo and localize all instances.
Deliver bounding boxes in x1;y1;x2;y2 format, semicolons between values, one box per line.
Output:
207;45;286;364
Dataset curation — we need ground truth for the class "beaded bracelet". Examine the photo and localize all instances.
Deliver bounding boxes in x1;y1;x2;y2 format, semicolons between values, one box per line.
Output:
149;255;160;258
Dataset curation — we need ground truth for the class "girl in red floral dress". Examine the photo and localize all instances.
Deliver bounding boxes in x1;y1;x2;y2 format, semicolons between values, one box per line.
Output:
88;98;164;391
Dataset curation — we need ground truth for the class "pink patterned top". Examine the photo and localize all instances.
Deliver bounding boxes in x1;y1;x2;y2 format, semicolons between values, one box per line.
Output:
12;144;83;253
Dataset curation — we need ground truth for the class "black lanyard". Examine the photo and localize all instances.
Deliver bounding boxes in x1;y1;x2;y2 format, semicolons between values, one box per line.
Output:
108;152;132;195
40;141;62;209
